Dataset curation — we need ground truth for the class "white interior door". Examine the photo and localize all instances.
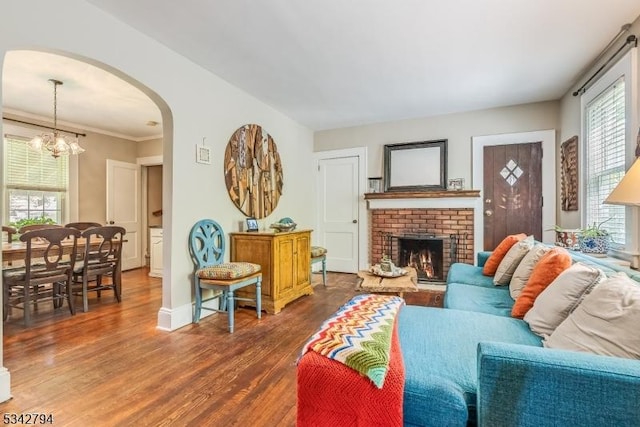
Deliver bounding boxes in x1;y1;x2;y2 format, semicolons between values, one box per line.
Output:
106;159;142;271
318;156;359;273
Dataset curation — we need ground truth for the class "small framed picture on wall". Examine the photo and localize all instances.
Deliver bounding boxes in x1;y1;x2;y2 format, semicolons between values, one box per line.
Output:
196;145;211;164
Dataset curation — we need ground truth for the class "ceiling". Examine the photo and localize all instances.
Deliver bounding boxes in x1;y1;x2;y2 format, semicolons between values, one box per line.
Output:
4;1;640;138
2;51;162;141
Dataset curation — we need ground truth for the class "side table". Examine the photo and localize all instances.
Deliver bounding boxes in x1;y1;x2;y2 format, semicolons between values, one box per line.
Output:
356;267;419;298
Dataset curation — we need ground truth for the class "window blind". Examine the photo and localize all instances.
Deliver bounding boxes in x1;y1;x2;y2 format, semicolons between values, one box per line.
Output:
584;76;626;245
4;134;68;192
4;134;68;224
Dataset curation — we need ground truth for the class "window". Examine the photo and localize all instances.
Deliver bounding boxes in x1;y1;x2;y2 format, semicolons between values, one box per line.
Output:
583;77;626;245
3;134;68;224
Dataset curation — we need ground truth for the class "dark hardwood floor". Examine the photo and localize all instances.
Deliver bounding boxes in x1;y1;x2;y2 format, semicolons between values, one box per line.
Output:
1;268;440;426
0;269;360;426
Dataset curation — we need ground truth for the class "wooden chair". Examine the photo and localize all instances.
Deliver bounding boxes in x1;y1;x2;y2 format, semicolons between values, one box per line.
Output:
71;226;125;312
65;222;102;231
17;224;61;234
2;226;18;267
2;226;17;243
311;246;327;286
3;227;80;326
189;219;262;333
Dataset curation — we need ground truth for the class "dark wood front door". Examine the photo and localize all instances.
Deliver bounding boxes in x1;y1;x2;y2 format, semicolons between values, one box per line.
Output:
483;142;543;250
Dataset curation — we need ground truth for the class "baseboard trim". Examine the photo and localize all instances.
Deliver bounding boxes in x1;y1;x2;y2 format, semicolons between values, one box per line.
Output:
156;304;192;331
156;301;219;331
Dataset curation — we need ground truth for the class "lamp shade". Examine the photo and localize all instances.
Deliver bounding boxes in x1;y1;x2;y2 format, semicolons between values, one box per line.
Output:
604;158;640;206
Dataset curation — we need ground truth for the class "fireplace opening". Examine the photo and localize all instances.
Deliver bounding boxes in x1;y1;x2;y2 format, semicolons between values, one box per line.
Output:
397;236;444;282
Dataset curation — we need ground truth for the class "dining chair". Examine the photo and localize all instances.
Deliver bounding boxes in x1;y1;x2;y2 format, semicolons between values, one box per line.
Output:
17;224;61;234
65;222;102;231
71;225;126;312
3;227;80;326
2;226;18;267
189;219;262;333
2;226;17;243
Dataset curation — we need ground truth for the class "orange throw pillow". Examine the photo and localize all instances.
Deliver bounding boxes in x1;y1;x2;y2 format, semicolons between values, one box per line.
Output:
511;247;572;318
482;233;527;276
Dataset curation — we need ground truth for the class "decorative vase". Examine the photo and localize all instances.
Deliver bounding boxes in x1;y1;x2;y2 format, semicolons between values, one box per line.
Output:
554;229;580;250
578;235;610;255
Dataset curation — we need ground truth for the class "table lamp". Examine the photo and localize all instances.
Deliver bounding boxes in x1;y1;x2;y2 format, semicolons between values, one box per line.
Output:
604;158;640;206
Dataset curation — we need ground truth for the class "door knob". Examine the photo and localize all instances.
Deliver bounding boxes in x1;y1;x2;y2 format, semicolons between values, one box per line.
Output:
484;210;493;217
108;221;115;224
352;219;358;224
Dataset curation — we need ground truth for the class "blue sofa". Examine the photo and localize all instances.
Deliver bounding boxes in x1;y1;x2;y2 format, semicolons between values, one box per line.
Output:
398;251;640;427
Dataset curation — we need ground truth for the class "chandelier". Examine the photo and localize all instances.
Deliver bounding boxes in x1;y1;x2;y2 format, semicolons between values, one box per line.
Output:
28;79;85;158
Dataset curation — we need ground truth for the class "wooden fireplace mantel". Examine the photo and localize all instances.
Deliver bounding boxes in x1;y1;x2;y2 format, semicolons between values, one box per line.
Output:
364;190;480;200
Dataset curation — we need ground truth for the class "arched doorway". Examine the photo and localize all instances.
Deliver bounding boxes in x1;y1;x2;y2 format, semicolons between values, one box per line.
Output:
1;49;173;324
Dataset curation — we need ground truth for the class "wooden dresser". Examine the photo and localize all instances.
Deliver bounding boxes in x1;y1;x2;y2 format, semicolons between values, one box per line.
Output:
229;229;313;314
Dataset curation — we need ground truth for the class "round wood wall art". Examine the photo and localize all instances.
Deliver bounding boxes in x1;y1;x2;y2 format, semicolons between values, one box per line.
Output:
224;124;283;219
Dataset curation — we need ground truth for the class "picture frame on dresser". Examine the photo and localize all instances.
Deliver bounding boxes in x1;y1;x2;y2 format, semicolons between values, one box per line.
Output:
383;139;447;192
246;217;259;232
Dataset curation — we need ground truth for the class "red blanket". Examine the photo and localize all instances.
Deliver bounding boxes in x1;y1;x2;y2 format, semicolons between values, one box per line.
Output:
297;320;405;427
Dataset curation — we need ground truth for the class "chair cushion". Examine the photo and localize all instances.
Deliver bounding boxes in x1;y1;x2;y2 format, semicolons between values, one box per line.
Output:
197;262;261;280
311;246;327;258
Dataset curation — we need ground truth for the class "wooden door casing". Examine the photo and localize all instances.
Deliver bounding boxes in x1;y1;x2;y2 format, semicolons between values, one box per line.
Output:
483;142;543;250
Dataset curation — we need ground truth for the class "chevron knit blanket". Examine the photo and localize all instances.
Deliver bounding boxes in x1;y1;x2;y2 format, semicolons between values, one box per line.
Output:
300;294;404;388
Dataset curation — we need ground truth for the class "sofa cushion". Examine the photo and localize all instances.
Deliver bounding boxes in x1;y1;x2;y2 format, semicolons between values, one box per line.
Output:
509;244;551;300
398;306;541;427
524;262;606;337
447;263;496;288
445;282;514;317
482;233;527;276
511;247;571;318
545;273;640;358
494;235;534;285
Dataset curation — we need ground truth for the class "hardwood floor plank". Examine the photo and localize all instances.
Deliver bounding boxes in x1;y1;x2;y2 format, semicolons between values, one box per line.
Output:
1;268;441;426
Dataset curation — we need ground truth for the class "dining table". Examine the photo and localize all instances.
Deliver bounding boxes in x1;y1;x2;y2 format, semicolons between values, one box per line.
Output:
2;237;123;283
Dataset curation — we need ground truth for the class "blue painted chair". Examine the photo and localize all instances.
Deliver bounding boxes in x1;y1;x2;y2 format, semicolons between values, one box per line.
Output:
310;246;327;286
189;219;262;333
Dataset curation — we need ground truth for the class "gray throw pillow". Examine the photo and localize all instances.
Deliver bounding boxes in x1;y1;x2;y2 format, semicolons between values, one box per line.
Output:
524;262;605;337
509;244;551;299
544;272;640;359
494;235;535;285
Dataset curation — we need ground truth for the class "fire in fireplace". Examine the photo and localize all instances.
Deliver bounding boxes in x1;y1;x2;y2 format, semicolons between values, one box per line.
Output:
397;236;444;283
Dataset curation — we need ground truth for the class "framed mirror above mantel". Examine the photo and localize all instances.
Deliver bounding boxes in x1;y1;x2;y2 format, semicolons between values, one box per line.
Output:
383;139;448;192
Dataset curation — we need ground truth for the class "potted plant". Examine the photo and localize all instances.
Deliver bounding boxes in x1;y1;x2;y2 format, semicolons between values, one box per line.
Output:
578;218;612;255
9;216;57;241
548;225;580;249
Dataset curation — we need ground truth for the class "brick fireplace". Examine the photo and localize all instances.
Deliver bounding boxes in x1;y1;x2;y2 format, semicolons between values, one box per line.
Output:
366;191;480;282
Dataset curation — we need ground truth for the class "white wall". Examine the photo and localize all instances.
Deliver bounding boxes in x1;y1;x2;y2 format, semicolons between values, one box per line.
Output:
558;15;640;230
0;0;314;401
315;101;560;189
558;14;640;268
